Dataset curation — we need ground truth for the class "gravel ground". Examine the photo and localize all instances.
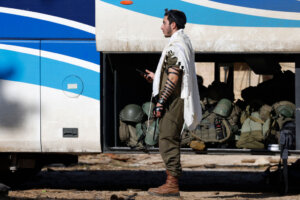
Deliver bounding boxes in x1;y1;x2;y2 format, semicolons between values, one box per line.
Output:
5;153;300;200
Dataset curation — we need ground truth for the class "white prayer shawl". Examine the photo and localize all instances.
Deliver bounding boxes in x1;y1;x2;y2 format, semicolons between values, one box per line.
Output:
152;29;202;130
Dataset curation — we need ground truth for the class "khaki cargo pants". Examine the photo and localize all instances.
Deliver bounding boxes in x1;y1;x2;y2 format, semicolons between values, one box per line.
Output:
159;97;184;177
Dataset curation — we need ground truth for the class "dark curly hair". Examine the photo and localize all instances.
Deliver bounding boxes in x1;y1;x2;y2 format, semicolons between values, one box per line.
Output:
164;9;187;29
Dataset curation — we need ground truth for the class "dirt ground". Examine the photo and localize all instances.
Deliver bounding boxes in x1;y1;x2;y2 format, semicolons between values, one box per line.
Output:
6;153;300;200
9;189;300;200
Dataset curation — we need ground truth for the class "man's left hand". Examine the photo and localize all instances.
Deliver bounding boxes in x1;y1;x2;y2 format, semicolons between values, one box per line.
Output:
153;103;164;118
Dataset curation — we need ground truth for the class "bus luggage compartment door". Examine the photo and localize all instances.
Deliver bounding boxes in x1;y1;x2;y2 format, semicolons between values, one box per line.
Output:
0;40;41;152
41;41;101;152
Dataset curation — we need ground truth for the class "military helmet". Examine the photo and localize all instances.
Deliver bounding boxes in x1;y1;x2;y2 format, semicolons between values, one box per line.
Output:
213;98;232;117
142;102;155;118
145;120;160;146
276;105;294;118
119;104;144;123
272;101;295;119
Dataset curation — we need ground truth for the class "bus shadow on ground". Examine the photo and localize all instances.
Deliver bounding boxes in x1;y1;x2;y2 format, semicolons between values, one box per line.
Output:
12;168;300;194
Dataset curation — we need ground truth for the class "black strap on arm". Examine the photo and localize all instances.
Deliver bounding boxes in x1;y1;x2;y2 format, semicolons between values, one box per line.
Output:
159;79;175;105
157;66;182;106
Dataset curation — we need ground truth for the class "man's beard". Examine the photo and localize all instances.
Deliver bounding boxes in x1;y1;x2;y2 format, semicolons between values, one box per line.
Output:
164;28;172;38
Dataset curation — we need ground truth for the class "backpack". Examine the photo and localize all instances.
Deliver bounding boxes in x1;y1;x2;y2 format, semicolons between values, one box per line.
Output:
183;99;239;148
237;101;295;149
236;111;269;149
264;101;295;146
119;120;144;148
191;112;232;144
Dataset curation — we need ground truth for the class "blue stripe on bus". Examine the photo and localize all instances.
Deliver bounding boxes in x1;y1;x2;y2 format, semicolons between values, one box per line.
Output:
211;0;300;13
41;57;100;100
0;0;95;26
0;49;39;85
101;0;300;27
0;13;94;39
0;49;100;100
0;41;99;65
41;41;99;65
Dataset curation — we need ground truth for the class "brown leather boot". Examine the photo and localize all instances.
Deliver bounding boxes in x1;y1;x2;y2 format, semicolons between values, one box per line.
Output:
148;170;180;197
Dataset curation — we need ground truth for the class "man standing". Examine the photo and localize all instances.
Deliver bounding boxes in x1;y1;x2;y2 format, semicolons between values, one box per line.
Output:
144;9;202;197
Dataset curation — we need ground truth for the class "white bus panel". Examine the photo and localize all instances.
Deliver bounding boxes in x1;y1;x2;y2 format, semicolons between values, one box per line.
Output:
96;0;300;53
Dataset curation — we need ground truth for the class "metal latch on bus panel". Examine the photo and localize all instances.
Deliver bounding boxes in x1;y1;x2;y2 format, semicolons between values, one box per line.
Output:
63;128;78;138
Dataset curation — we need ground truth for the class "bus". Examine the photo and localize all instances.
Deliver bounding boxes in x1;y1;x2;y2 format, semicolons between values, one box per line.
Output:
0;0;299;180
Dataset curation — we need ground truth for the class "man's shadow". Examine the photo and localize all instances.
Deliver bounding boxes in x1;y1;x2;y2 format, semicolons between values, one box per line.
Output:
0;65;25;129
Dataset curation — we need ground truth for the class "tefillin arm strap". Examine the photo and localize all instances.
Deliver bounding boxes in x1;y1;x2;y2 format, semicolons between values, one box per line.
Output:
157;66;181;106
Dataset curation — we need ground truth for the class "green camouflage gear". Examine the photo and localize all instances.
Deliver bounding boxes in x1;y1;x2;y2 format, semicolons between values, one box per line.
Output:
181;101;240;147
187;110;233;145
135;122;145;139
119;120;142;148
127;124;139;147
119;104;144;123
142;102;155;118
213;98;232;117
145;119;160;146
236;112;265;149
